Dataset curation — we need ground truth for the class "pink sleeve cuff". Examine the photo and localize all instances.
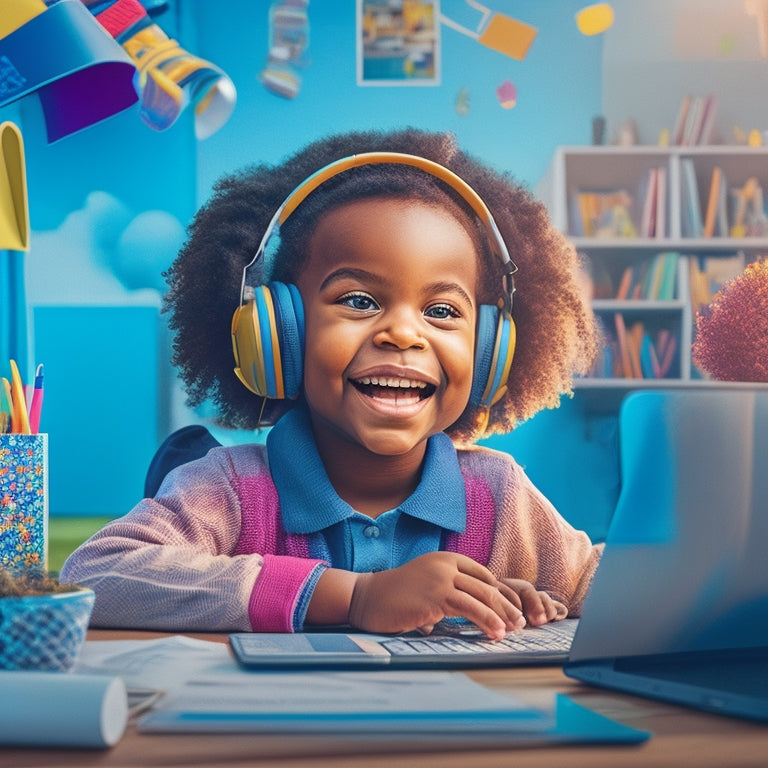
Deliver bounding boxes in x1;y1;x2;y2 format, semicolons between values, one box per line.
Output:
248;554;326;632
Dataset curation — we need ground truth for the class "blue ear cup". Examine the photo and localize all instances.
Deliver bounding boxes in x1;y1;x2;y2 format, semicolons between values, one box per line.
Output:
470;305;516;407
268;282;305;398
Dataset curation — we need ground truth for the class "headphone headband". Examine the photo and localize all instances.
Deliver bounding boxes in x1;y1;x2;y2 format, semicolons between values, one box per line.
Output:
240;151;517;313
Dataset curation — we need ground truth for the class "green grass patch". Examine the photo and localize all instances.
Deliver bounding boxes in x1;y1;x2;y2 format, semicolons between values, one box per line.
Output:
48;516;113;575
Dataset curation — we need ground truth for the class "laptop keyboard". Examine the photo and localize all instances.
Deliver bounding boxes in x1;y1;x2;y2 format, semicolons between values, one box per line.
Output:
382;620;578;657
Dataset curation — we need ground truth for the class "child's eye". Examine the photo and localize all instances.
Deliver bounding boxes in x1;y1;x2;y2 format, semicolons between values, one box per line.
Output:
425;303;461;320
338;292;379;311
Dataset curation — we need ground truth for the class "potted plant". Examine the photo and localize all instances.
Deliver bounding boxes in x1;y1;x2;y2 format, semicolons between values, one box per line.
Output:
0;567;95;671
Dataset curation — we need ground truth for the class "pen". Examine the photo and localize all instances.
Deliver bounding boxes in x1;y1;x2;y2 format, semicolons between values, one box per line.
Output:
28;363;44;434
2;377;16;433
0;377;11;433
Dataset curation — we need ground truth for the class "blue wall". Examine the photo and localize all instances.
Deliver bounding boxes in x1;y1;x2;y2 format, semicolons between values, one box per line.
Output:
2;1;610;527
192;0;603;200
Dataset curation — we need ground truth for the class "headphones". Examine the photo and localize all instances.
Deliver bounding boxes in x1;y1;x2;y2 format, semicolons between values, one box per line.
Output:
231;152;518;408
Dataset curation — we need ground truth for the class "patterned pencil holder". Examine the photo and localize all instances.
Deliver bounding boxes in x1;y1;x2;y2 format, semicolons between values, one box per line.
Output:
0;434;48;571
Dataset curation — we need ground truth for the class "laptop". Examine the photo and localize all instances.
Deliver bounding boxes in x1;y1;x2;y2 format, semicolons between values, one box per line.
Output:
230;616;578;669
564;387;768;722
231;387;768;719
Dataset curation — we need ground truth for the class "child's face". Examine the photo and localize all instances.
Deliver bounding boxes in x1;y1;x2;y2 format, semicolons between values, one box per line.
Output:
296;198;479;458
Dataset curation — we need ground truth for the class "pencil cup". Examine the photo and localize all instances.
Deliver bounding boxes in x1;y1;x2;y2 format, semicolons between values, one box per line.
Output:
0;433;48;571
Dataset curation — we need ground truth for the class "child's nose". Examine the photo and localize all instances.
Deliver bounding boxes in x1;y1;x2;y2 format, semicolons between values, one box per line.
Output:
372;307;427;350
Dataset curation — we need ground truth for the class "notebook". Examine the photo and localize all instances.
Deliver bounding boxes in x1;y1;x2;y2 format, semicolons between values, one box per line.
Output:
564;387;768;722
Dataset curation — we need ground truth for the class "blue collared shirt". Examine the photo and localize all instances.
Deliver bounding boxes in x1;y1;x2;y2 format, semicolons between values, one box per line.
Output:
267;405;467;573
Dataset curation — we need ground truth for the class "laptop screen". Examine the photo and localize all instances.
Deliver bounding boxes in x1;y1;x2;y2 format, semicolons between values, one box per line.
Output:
568;387;768;663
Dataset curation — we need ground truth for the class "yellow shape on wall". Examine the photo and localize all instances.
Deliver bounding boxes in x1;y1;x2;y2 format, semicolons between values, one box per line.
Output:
576;3;615;36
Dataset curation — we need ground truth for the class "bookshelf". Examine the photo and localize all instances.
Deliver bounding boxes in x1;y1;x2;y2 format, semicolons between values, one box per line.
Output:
537;145;768;408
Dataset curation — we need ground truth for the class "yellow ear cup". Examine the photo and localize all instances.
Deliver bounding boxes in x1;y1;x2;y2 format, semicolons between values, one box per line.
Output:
232;301;266;396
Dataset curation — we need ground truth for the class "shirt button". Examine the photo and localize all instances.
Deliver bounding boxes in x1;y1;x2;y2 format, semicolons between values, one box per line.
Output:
363;525;380;539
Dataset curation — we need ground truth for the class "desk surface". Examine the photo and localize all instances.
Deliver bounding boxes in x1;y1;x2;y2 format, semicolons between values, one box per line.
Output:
6;630;768;768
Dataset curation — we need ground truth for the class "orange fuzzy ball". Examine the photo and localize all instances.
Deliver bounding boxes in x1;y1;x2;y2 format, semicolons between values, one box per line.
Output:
692;259;768;382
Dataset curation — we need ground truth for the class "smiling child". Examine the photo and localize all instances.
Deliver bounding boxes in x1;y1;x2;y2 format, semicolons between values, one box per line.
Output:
61;128;602;639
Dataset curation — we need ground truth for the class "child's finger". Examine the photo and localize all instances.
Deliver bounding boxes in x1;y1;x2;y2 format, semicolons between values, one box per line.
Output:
518;585;563;626
442;594;509;641
496;580;523;611
452;554;503;587
452;573;526;633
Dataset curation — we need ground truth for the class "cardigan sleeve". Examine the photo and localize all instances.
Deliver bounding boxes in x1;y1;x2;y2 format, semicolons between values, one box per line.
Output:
60;445;324;632
459;446;603;617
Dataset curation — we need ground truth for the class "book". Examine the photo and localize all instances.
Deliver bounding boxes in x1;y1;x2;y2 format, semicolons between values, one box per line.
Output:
639;168;658;237
681;95;704;145
672;94;691;145
680;158;703;237
607;315;678;380
716;168;729;236
613;313;632;378
646;254;665;300
703;166;722;237
627;321;644;378
639;334;656;378
697;95;719;145
655;165;667;238
611;252;678;301
615;265;634;300
681;94;716;146
657;252;679;300
651;330;677;378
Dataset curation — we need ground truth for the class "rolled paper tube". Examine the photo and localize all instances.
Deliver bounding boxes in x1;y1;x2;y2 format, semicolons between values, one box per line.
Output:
0;672;128;748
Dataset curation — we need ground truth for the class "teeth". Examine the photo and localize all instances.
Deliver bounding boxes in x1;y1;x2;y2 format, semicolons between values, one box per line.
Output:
357;376;427;389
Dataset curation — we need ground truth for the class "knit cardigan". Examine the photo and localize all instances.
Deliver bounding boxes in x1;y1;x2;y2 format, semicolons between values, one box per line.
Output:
61;443;602;632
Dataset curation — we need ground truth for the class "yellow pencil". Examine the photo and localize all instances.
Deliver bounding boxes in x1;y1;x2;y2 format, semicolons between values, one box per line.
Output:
8;360;30;434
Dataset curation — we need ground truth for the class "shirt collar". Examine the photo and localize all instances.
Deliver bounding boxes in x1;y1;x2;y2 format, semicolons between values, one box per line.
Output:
267;405;466;535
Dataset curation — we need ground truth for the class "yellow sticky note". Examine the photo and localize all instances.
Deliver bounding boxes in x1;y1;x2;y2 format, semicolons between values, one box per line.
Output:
576;4;615;36
478;14;537;61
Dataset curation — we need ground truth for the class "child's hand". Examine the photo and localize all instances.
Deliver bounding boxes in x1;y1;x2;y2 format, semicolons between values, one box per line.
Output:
348;552;526;641
498;578;568;626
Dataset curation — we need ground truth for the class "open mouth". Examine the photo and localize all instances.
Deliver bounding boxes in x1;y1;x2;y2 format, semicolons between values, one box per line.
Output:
351;375;436;402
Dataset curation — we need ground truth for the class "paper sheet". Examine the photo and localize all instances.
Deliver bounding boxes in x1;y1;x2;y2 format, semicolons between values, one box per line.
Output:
75;636;650;745
76;636;553;734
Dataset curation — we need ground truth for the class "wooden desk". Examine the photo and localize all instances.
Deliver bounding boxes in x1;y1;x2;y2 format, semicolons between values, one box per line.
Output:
4;630;767;768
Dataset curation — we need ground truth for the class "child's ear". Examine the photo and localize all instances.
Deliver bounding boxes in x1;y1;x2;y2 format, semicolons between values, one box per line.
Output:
232;282;305;400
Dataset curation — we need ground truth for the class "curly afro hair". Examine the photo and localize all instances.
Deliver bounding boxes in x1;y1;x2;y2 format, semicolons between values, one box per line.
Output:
163;127;599;443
